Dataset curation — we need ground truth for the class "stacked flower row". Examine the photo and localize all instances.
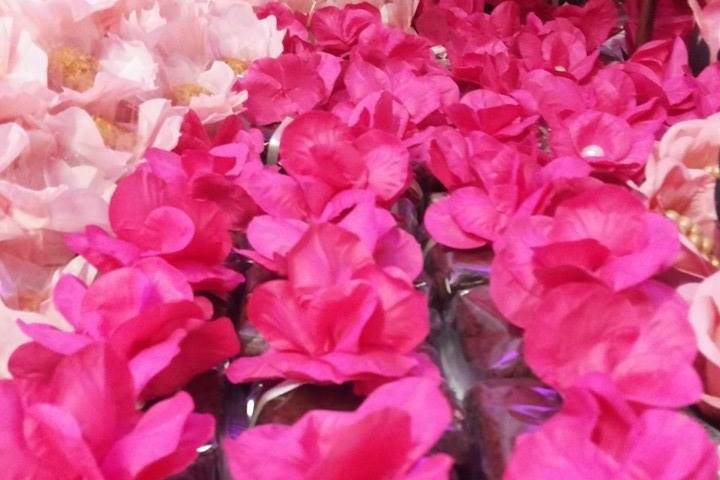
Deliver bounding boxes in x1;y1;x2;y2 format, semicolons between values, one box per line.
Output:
2;0;720;479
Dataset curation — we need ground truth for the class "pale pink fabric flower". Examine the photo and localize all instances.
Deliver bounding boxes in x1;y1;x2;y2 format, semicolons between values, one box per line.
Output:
639;113;720;277
689;0;720;63
224;376;452;480
0;16;53;121
685;272;720;416
208;2;285;64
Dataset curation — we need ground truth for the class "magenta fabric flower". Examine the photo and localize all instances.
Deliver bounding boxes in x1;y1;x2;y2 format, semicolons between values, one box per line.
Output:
223;377;452;480
146;112;265;230
524;281;701;408
277;111;412;210
491;181;679;326
227;223;428;384
424;129;589;249
241;189;422;279
505;375;718;480
68;165;242;294
309;4;382;55
236;51;342;125
553;0;618;50
423;131;545;249
342;54;459;126
446;89;539;140
516;17;598;81
2;344;214;480
10;257;239;399
549;110;654;179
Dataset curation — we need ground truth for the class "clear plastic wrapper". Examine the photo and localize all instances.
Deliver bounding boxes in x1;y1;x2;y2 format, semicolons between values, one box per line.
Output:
450;285;530;379
465;379;562;480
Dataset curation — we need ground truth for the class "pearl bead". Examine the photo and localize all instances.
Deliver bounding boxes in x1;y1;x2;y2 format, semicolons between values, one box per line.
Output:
711;257;720;269
677;216;692;233
554;65;567;72
580;144;606;158
690;224;702;236
689;233;703;247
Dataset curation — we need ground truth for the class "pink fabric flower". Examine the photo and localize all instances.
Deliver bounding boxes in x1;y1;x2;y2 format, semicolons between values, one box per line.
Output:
516;16;599;81
67;165;243;294
686;272;720;415
628;38;697;121
490;181;680;326
146;111;265;230
223;376;452;480
505;375;718;480
524;281;701;408
236;51;342;125
10;257;240;399
227;223;428;384
549;110;654;179
310;4;381;55
554;0;618;50
624;0;694;50
1;343;214;479
423;131;544;249
240;189;422;279
446;89;538;140
639;113;720;277
342;54;459;126
688;0;720;61
277;111;412;210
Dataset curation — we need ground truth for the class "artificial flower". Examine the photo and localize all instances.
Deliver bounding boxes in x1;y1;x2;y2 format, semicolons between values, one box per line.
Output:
276;111;412;210
223;376;452;480
2;343;215;479
549;110;654;179
10;257;240;399
686;271;720;415
68;165;243;294
524;281;701;408
236;51;342;125
640;113;720;276
227;223;428;385
241;189;423;279
490;181;679;326
505;375;717;480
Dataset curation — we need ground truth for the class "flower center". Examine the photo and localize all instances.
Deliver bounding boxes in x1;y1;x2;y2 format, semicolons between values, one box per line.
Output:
170;83;210;106
553;65;567;72
92;116;135;150
48;47;98;92
224;58;248;76
580;144;605;158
